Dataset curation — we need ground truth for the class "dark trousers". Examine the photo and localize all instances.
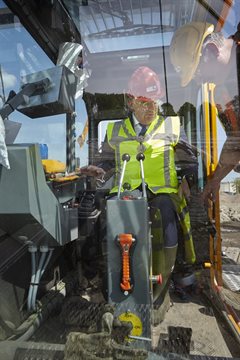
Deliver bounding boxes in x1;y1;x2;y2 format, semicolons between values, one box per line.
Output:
149;193;178;248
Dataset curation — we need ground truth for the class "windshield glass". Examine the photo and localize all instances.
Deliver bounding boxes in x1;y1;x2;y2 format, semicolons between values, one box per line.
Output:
0;1;240;359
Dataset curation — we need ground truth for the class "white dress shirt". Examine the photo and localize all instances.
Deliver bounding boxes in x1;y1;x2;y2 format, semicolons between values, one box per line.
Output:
132;113;149;135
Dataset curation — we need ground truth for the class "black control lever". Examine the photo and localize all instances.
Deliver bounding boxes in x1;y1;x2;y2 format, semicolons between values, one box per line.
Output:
117;153;131;199
136;153;147;198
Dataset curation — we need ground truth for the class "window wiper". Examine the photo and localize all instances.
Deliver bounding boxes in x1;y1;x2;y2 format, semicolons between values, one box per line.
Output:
88;24;171;38
90;0;133;26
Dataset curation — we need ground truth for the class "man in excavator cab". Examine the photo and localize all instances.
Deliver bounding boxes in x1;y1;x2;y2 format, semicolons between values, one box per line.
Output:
169;21;240;203
81;66;197;303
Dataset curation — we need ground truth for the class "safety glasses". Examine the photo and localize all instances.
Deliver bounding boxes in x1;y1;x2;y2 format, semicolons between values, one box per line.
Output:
133;97;158;108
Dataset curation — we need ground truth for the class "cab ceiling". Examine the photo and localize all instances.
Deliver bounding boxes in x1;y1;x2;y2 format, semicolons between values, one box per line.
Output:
3;0;230;64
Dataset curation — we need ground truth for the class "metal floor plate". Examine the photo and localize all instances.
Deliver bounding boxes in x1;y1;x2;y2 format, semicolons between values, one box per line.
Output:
153;292;232;358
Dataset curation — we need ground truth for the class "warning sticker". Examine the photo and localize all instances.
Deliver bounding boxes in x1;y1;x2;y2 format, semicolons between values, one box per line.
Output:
118;312;143;339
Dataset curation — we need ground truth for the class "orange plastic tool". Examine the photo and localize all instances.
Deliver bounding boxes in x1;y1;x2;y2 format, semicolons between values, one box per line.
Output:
118;233;135;292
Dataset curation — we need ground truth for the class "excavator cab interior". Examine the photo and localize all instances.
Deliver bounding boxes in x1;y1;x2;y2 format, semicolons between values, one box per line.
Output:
0;0;240;359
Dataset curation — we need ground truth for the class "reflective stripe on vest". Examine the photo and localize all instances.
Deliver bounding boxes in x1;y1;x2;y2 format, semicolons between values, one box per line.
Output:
107;116;180;194
150;193;196;264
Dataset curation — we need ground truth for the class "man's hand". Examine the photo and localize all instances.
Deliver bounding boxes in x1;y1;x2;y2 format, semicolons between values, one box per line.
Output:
202;151;235;204
202;177;220;204
80;165;106;178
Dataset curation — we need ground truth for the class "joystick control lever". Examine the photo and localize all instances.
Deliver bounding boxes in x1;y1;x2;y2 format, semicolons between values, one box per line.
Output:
136;153;147;198
117;153;131;199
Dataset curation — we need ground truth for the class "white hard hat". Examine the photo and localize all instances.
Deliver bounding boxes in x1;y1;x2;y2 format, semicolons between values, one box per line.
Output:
170;22;214;86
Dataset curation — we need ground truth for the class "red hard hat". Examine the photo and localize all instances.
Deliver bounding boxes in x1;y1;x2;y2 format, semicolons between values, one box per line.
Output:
127;66;163;101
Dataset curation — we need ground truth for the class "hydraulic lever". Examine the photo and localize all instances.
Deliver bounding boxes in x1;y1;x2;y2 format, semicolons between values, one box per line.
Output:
117;153;130;199
136;153;147;198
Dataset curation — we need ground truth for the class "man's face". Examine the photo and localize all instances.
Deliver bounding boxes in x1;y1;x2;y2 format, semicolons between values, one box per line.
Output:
131;97;158;125
195;32;233;84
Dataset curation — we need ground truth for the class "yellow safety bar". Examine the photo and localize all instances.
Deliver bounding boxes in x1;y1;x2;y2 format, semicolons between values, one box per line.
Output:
202;82;223;287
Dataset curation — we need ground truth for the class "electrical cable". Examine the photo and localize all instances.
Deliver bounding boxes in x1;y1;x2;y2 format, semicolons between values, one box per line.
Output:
40;248;54;277
27;248;37;311
31;250;47;311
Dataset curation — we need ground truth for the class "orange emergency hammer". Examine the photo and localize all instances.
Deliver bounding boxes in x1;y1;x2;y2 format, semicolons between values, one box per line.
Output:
118;233;135;293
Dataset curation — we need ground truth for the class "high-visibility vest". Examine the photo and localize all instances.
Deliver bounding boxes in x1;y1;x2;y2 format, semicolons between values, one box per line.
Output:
151;194;196;265
107;116;180;194
170;192;196;264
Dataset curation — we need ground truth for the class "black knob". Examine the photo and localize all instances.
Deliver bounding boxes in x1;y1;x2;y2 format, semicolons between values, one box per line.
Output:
122;153;131;162
136;153;145;161
123;182;131;190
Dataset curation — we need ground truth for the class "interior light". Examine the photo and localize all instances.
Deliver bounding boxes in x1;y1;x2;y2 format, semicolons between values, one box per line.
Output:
121;55;150;62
